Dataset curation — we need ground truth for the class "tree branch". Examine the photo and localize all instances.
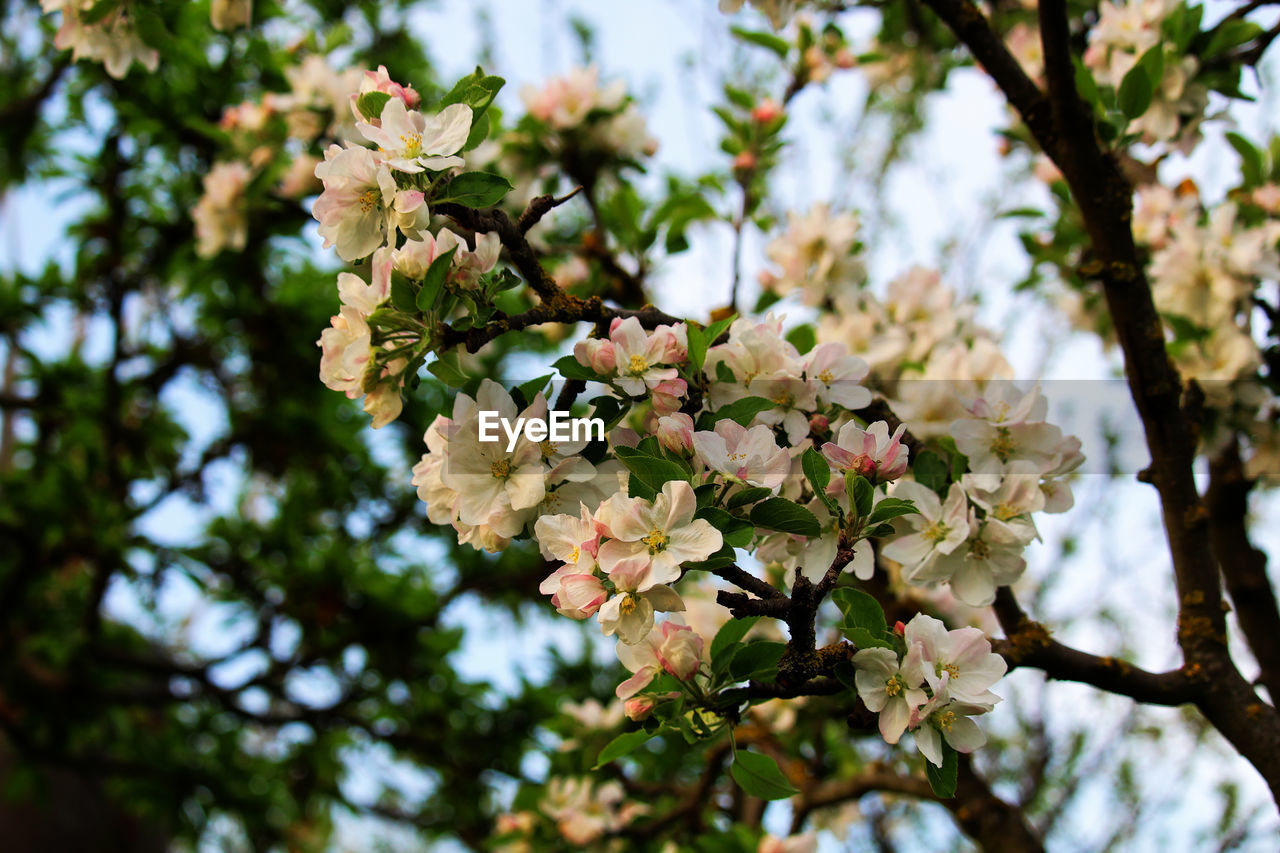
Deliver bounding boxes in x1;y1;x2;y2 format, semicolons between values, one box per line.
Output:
1208;441;1280;702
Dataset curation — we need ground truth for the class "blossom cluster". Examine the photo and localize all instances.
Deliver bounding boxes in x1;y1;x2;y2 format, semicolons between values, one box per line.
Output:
853;613;1007;766
40;0;158;79
1083;0;1208;146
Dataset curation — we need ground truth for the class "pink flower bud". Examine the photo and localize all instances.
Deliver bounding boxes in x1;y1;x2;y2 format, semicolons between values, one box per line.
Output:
573;338;616;374
656;413;695;453
893;620;906;637
555;574;608;619
751;99;782;123
655;622;703;681
624;696;656;721
651;378;688;417
733;151;758;172
808;413;830;435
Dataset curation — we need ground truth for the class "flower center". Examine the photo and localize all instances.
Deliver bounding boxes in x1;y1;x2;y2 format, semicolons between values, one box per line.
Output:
942;662;960;678
989;426;1017;462
993;501;1019;521
933;709;956;732
642;528;668;554
969;538;990;560
618;593;638;615
816;369;834;384
885;674;904;697
568;545;581;564
490;459;511;479
627;354;649;376
923;521;951;544
358;189;380;213
540;440;559;458
399;132;423;158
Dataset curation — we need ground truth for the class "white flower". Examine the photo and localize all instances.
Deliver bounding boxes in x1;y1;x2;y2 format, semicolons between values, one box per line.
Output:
597;557;685;643
804;343;872;409
615;620;704;699
913;514;1028;606
357;99;472;173
609;317;682;396
881;481;970;576
192;161;252;258
902;614;1006;706
853;644;928;744
312;144;398;261
693;420;790;489
441;380;549;530
596;481;723;586
908;676;991;767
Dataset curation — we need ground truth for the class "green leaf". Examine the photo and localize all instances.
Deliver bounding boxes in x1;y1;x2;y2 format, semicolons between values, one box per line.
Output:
463;111;491;152
552;354;598;382
710;616;760;663
912;450;949;495
1073;57;1103;116
715;362;738;384
1136;44;1164;91
1204;19;1262;59
801;447;836;514
749;498;820;537
867;497;919;526
730;26;791;59
80;0;121;26
925;742;959;798
427;350;469;388
683;541;737;571
831;587;887;637
785;324;816;355
846;473;873;519
710;396;776;426
846;626;893;650
728;641;786;682
724;85;755;110
730;750;799;800
416;246;458;312
613;447;691;494
435;172;513;207
356;91;392;121
517;374;553;405
696;507;755;548
1117;64;1153;119
687;323;708;373
389;270;417;314
593;729;657;769
1226;132;1265;188
441;68;506;118
629;472;657;502
703;314;737;346
726;486;774;509
590;395;630;431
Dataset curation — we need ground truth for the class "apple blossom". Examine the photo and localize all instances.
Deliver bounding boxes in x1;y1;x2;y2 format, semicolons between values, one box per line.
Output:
882;481;970;577
615;620;705;699
821;419;910;485
852;644;928;744
357;98;472;173
596;481;723;586
693;420;790;489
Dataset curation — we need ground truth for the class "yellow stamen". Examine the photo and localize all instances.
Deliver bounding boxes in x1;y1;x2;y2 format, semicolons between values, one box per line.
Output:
490;459;511;479
642;528;668;555
627;354;649;376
